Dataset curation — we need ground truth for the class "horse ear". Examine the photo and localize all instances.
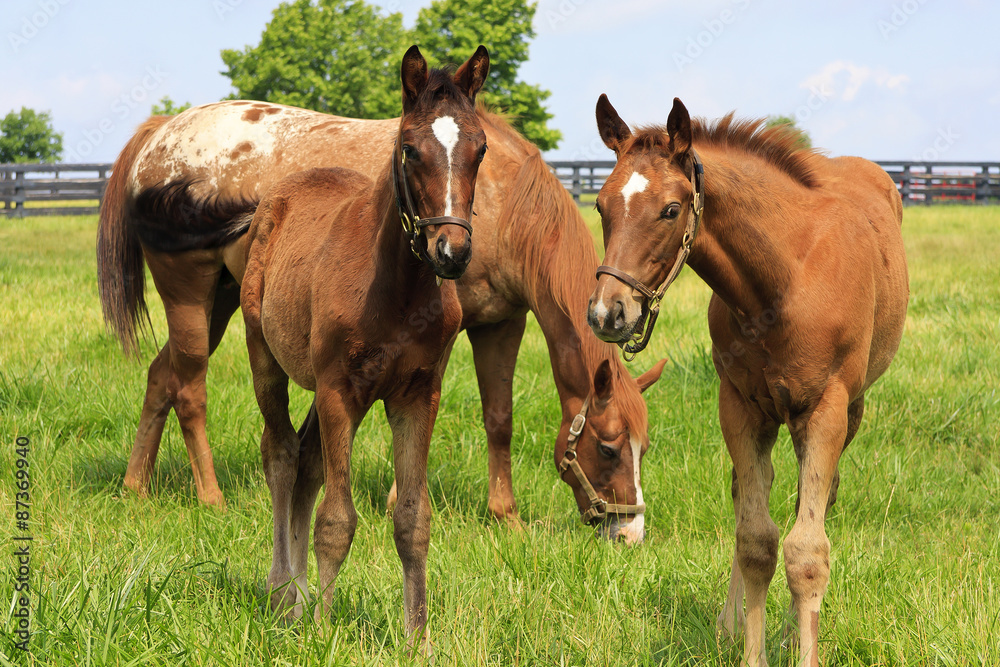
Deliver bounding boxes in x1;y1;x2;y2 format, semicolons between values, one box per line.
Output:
666;97;692;158
596;94;631;155
455;45;490;102
636;358;667;393
593;359;614;406
401;44;429;114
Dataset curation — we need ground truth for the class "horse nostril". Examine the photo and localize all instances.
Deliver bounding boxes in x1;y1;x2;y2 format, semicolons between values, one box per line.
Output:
612;300;627;331
452;236;471;264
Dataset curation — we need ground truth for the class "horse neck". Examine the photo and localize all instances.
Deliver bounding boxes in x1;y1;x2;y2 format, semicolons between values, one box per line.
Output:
521;205;623;418
687;146;804;322
369;162;434;290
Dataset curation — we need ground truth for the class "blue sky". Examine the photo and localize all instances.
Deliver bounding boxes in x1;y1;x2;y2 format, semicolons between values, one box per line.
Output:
3;0;996;163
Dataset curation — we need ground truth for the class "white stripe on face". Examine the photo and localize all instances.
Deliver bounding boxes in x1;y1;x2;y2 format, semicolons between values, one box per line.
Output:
621;171;648;217
619;436;645;544
431;115;460;216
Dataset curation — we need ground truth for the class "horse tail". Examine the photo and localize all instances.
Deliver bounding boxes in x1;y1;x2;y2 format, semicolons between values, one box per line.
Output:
97;115;170;356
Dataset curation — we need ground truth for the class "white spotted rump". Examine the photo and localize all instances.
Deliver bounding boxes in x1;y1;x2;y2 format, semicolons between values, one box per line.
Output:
431;115;460;216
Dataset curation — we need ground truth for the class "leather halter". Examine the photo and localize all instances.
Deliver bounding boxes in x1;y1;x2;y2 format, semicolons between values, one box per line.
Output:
391;141;473;261
557;397;646;525
595;149;705;361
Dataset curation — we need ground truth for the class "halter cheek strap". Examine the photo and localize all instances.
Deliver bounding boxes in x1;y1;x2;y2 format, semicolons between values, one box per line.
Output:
392;142;473;261
557;397;647;525
595;149;704;361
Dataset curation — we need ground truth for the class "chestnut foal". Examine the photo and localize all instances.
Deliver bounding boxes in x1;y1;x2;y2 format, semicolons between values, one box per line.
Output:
240;46;488;642
588;95;908;666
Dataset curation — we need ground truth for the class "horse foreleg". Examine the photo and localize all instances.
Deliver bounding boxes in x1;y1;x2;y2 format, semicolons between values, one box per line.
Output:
385;387;437;653
782;387;856;666
467;317;526;525
311;386;358;623
719;376;780;667
717;467;745;642
123;343;172;497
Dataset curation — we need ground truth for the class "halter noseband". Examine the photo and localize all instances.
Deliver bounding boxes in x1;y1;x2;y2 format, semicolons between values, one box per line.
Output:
557;397;646;525
595;149;704;361
392;141;474;262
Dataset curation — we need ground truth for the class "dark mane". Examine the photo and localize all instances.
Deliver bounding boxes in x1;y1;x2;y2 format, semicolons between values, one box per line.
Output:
631;113;820;188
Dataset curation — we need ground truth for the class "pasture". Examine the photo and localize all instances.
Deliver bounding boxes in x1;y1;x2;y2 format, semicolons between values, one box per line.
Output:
1;206;998;665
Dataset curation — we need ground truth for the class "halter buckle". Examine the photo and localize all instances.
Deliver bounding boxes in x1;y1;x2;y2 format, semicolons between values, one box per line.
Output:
569;413;586;440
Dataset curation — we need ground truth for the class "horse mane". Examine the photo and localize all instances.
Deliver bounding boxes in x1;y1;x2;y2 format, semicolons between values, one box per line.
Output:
484;111;648;434
632;113;820;188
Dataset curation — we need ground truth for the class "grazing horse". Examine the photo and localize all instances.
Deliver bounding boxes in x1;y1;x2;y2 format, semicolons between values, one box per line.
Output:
240;45;487;639
587;96;908;666
98;84;662;542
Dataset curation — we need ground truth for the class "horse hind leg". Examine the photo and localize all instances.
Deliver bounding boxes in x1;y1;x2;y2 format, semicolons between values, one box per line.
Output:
123;343;172;497
123;268;240;503
288;401;325;617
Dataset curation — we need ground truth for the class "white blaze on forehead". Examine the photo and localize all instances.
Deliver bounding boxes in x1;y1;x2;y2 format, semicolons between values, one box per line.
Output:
431;115;461;217
620;171;649;217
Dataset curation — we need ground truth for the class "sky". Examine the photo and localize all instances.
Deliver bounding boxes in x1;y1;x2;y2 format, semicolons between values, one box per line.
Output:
2;0;997;164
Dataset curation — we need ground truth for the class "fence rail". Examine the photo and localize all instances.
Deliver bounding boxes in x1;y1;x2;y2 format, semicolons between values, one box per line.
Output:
550;160;1000;205
1;163;109;218
3;159;999;217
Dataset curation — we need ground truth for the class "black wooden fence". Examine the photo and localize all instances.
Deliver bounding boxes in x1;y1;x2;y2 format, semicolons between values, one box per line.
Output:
1;163;109;217
3;160;998;217
550;160;1000;205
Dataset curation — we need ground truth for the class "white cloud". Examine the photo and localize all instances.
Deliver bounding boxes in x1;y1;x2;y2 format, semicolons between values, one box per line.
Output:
801;60;910;102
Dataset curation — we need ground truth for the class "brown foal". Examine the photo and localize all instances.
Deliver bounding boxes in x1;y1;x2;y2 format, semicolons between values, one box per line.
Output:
588;95;908;666
240;46;488;641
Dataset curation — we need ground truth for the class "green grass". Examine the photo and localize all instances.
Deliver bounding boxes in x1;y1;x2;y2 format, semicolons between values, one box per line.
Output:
1;207;998;665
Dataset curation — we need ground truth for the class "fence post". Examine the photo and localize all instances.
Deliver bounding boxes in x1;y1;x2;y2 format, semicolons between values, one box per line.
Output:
571;165;581;203
14;167;25;218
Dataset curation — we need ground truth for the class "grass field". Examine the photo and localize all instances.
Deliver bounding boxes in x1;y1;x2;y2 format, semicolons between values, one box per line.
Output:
1;206;998;665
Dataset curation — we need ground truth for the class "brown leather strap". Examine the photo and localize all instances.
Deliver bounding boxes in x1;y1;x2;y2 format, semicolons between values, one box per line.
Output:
392;142;473;259
595;265;656;299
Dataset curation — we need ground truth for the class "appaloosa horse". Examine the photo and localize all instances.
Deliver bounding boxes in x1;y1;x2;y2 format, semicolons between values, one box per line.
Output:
98;80;661;542
587;95;907;666
240;45;486;641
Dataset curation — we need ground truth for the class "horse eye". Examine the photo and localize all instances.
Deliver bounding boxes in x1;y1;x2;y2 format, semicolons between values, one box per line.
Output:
660;203;681;220
477;143;488;162
402;144;418;161
598;443;619;460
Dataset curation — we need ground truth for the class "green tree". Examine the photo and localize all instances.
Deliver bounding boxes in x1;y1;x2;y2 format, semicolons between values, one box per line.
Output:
411;0;560;150
220;0;560;150
0;107;63;163
151;96;192;116
766;114;812;149
221;0;406;119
